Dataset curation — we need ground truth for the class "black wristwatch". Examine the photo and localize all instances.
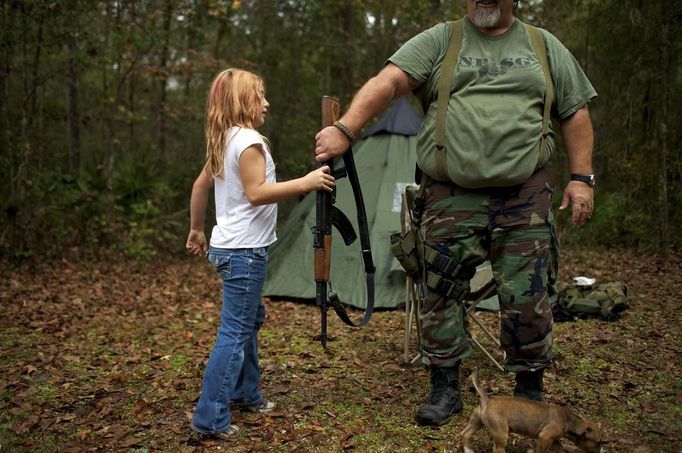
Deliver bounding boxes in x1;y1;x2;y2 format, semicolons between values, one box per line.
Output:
570;173;595;188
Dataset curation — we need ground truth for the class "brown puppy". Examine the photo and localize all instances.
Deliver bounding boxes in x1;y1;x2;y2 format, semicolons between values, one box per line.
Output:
461;370;604;453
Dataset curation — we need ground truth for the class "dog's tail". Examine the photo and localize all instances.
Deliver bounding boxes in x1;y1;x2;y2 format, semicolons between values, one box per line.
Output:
471;369;489;411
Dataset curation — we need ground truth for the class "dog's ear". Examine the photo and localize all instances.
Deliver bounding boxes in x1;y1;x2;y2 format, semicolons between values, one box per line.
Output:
578;420;601;436
581;425;601;439
572;425;593;441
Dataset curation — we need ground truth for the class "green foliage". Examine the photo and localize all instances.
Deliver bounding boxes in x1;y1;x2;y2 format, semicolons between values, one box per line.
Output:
7;171;107;257
0;162;184;260
542;0;681;251
0;0;679;260
556;191;648;250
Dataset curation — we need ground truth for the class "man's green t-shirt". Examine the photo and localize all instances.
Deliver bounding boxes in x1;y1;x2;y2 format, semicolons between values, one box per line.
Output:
388;17;597;188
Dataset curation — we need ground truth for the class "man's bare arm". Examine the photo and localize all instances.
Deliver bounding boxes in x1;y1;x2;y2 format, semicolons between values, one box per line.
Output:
559;105;595;227
314;64;419;162
561;105;594;176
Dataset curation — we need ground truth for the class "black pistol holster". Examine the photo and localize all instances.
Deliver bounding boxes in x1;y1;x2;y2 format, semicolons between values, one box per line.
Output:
390;180;475;301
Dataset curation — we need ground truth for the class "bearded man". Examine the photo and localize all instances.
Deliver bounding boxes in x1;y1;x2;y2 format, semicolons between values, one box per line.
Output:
315;0;596;426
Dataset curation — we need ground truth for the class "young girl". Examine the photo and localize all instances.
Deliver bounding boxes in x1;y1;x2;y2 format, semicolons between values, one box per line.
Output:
186;68;334;439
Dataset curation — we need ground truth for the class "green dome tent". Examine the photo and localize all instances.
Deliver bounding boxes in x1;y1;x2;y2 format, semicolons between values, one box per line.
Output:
263;98;422;309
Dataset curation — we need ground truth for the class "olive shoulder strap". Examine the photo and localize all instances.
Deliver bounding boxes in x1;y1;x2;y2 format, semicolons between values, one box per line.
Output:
524;22;554;168
433;19;463;181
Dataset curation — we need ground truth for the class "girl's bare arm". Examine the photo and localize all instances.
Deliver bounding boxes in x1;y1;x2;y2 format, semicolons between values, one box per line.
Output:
186;165;212;255
240;145;334;206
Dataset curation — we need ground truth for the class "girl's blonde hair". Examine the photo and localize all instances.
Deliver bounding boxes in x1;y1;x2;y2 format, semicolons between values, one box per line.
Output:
204;68;265;178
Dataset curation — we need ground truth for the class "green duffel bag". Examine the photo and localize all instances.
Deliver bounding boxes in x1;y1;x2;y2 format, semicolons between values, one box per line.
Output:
554;282;630;322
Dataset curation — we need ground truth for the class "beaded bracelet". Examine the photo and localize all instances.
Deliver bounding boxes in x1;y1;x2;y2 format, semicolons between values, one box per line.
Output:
333;120;356;142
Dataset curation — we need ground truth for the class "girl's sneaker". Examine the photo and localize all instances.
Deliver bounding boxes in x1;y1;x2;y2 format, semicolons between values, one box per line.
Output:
235;399;276;413
214;424;240;439
191;422;240;440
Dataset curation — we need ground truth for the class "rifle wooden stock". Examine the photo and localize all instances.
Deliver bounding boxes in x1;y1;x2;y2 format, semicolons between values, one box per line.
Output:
314;235;332;281
314;96;341;283
321;96;341;131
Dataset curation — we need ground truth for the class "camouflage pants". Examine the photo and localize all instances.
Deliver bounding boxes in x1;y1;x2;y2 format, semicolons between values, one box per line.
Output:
419;168;557;372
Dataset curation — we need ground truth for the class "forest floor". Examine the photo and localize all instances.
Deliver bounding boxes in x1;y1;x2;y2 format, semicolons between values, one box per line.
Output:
1;249;680;452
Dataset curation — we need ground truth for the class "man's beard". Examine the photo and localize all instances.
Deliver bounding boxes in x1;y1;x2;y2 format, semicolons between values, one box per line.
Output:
472;3;502;28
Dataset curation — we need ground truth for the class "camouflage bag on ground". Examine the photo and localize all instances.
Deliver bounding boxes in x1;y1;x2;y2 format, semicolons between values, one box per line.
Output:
553;282;630;322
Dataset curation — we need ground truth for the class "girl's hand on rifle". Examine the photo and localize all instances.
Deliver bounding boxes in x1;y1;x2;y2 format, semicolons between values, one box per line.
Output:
303;165;335;192
186;229;208;256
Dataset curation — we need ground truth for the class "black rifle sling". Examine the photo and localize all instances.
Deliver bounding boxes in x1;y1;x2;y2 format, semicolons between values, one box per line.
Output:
328;146;376;327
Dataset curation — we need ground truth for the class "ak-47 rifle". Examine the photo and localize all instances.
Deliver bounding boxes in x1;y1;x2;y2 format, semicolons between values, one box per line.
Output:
313;96;376;348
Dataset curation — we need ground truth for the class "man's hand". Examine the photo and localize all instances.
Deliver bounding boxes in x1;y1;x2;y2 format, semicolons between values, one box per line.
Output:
315;126;350;163
559;181;594;227
314;64;416;164
186;229;208;256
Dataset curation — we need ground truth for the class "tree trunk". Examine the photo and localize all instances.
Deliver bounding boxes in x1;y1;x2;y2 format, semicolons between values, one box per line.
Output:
184;0;207;100
128;75;136;155
341;1;356;100
14;5;34;198
1;3;14;199
656;17;670;250
102;2;119;194
66;37;81;174
155;0;173;166
29;14;44;171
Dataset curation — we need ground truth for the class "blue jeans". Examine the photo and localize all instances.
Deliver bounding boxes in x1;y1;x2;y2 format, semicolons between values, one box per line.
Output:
191;246;268;434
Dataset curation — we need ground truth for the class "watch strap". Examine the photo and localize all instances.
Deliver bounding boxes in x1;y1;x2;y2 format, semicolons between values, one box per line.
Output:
570;173;595;187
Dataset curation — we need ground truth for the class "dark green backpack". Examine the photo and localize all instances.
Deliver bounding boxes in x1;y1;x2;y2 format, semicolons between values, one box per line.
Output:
553;282;630;322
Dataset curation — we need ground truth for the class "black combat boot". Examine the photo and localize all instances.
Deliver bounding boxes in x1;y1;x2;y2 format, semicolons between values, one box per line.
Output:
415;364;463;426
514;369;545;401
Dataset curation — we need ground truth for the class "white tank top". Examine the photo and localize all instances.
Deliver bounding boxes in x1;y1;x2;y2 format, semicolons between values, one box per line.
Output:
210;127;277;249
